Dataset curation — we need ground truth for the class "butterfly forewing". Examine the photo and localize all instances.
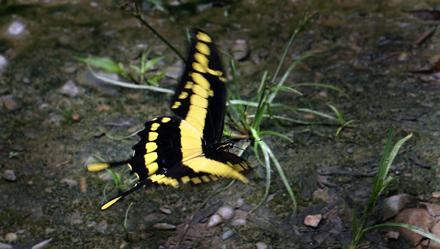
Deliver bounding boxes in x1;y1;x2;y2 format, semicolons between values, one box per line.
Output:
170;30;227;144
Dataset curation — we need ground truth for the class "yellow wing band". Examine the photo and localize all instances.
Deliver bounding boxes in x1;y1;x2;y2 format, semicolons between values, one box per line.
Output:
87;163;109;172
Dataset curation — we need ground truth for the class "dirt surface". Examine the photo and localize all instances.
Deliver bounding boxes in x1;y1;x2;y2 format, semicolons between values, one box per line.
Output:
1;0;440;248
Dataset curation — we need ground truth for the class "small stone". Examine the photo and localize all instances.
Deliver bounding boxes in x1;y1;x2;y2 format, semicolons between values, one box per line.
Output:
80;177;87;193
217;205;234;220
7;21;26;36
394;208;433;245
387;231;399;239
222;229;234;240
256;242;268;249
45;228;56;234
207;214;223;228
60;178;78;187
0;242;12;249
59;80;83;96
119;240;128;249
432;192;440;198
165;61;183;80
231;40;250;61
231;218;246;226
72;114;80;121
421;202;440;217
0;55;8;73
430;222;440;248
2;95;20;111
3;170;16;181
159;206;172;214
380;194;418;221
31;238;52;249
153;223;176;230
304;214;322;227
5;233;17;242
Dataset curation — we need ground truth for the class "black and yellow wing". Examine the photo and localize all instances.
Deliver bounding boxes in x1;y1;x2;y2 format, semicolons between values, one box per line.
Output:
170;30;226;144
88;29;250;210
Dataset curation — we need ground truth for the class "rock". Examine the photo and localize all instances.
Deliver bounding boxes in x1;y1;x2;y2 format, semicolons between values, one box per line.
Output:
159;206;172;214
394;208;433;245
2;95;20;111
304;214;322;227
222;229;234;240
231;40;250;61
378;194;418;221
3;170;16;181
0;242;12;249
387;231;399;240
153;223;176;230
165;61;183;80
31;238;52;249
433;192;440;198
256;242;268;249
231;218;246;226
421;202;440;217
0;55;8;73
430;222;440;248
5;233;17;242
207;214;223;228
7;21;26;36
60;178;78;187
217;205;234;220
59;80;83;96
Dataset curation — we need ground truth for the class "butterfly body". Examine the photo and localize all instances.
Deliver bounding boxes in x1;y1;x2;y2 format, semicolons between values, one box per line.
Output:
88;29;250;210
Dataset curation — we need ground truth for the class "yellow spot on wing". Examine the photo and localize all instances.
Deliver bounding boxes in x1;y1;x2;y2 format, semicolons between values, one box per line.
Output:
178;92;189;99
150;174;179;187
147;162;159;175
149;132;158;141
144;152;157;165
87;163;109;172
150;123;160;131
145;142;158;152
195;42;210;56
201;175;210;182
192;73;210;90
191;177;202;184
161;117;171;123
181;176;190;183
194;52;209;67
197;31;212;43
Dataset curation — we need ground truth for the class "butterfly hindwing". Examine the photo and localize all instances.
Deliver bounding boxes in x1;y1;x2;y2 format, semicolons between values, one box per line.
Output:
170;29;226;144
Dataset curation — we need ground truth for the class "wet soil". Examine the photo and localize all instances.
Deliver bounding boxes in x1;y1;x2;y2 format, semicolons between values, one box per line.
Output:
1;0;440;248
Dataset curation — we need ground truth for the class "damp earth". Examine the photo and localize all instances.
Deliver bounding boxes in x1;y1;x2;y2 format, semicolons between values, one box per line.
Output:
1;0;440;248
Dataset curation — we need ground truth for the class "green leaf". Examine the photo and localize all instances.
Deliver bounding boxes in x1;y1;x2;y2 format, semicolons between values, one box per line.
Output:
144;56;164;71
147;72;166;86
82;57;125;74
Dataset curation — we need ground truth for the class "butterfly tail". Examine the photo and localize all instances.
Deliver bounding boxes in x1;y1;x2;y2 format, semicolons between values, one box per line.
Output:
101;179;153;210
87;159;132;172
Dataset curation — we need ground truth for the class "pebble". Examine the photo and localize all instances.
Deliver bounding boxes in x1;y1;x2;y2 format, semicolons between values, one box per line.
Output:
59;80;83;96
379;194;418;221
2;95;20;111
7;21;26;36
304;214;322;227
3;170;16;181
153;223;176;230
433;192;440;198
5;233;17;242
207;214;223;228
0;242;12;249
60;178;78;187
394;208;433;245
231;40;250;61
31;238;52;249
222;229;234;240
256;242;268;249
217;205;235;220
0;55;8;73
231;218;246;226
387;231;399;239
159;206;172;214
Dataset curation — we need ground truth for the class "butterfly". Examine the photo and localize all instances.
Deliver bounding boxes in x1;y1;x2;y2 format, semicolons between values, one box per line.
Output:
88;29;250;210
